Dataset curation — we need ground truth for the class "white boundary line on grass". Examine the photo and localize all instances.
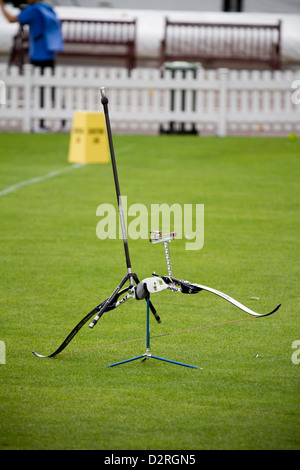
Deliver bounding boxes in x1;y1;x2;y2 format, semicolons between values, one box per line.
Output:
0;146;132;198
0;163;84;197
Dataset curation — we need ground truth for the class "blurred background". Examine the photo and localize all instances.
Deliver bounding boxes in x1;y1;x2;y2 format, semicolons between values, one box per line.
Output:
1;0;299;134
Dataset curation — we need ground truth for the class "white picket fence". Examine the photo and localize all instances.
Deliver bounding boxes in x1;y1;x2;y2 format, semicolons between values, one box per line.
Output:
0;64;299;135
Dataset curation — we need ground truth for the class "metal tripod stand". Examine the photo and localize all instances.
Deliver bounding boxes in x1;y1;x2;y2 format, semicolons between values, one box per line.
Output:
106;296;201;369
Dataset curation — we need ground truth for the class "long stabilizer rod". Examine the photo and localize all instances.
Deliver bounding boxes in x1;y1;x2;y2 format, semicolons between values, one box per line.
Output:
100;87;133;282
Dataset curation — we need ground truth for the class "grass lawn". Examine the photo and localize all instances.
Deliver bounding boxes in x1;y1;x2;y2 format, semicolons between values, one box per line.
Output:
0;133;299;450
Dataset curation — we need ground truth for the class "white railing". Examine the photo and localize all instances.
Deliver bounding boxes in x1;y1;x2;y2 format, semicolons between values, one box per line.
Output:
0;64;299;135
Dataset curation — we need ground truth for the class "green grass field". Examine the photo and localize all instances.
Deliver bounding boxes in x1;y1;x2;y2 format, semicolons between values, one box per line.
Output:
0;133;299;450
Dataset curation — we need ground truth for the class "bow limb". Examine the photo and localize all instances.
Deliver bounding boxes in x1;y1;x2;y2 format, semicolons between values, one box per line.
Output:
32;287;133;358
184;281;281;317
32;308;99;358
151;274;280;317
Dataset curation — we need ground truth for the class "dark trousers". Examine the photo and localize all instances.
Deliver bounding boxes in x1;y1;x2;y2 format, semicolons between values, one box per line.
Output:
31;60;55;128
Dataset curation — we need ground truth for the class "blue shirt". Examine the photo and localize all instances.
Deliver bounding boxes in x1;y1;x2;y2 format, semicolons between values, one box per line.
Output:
18;4;55;62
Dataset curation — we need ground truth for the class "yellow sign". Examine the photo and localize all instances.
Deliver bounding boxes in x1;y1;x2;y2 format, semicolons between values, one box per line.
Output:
68;111;110;164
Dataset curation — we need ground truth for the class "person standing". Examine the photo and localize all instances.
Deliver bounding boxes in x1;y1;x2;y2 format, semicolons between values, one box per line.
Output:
0;0;64;68
0;0;64;130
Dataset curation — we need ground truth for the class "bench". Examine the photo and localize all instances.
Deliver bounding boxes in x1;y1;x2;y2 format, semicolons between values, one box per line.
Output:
59;18;137;72
8;18;137;73
160;18;281;70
